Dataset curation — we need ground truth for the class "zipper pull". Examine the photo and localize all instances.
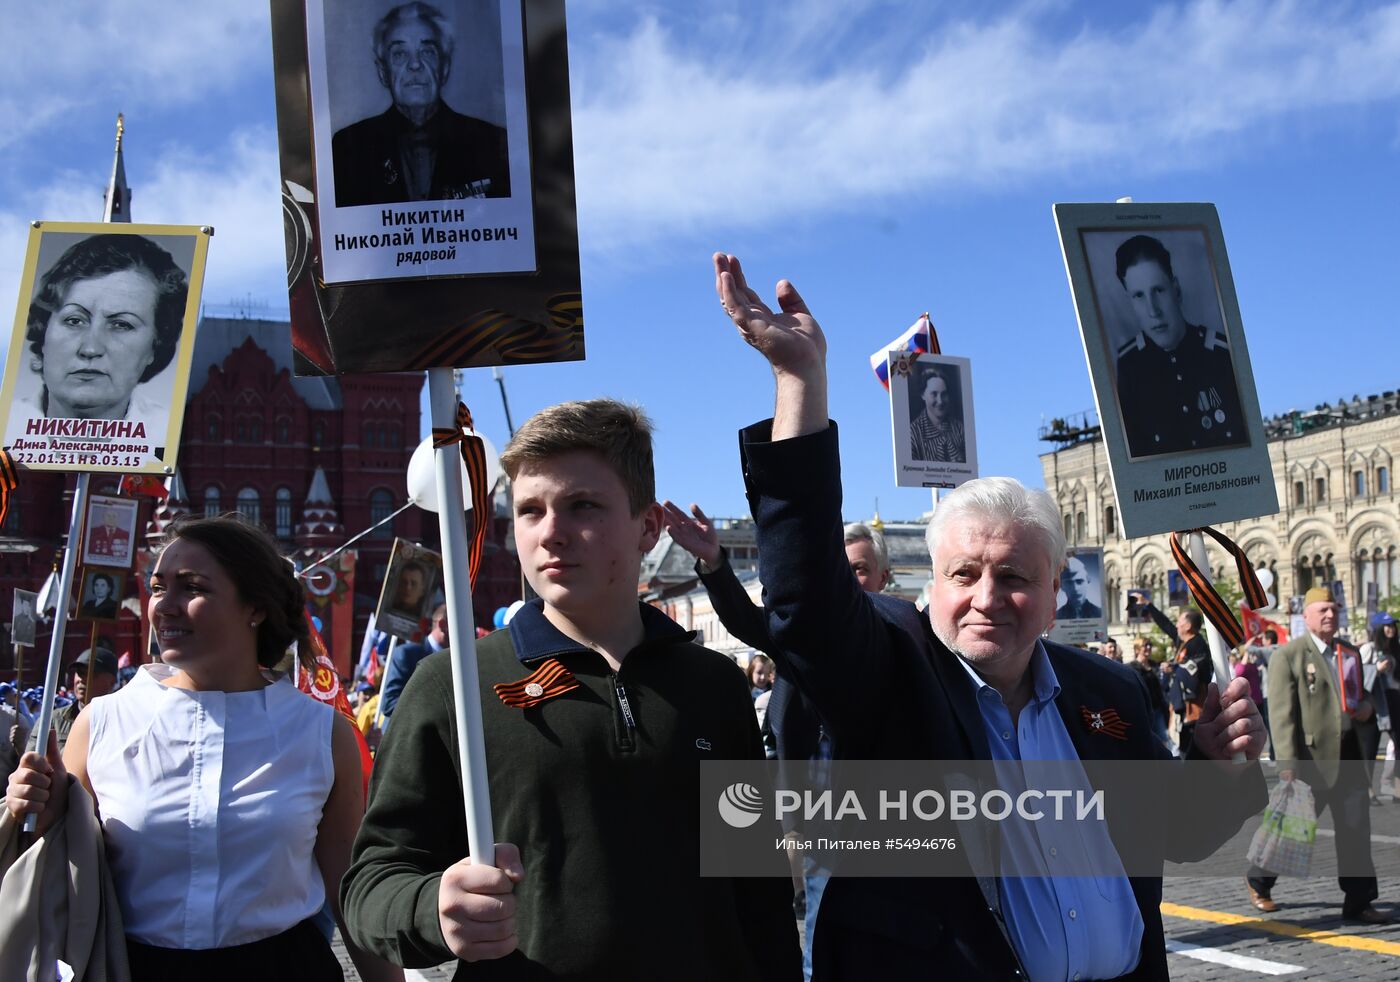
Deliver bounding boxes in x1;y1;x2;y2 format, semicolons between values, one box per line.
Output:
614;678;637;732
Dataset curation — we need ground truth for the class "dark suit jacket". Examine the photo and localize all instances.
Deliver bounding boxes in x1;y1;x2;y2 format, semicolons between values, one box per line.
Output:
697;555;827;811
379;639;437;721
740;420;1263;982
332;105;510;207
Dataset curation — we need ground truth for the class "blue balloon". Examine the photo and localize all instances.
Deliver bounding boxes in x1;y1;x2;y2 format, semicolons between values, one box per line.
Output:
312;616;324;632
493;606;509;629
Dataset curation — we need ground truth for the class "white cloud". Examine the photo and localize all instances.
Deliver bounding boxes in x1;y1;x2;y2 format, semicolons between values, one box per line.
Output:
0;3;268;150
569;0;1400;249
0;126;286;366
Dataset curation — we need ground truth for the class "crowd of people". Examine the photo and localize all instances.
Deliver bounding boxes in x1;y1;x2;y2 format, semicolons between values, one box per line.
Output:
0;251;1390;980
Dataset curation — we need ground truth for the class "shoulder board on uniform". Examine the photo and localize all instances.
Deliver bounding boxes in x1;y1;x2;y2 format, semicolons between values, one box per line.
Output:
1118;332;1146;356
1199;325;1230;353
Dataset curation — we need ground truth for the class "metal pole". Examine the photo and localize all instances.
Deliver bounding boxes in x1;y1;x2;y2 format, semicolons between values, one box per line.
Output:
25;472;89;832
1187;530;1246;764
492;366;516;438
428;367;493;862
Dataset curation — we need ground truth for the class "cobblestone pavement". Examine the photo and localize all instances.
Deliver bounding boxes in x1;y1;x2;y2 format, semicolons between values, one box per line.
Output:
334;774;1400;980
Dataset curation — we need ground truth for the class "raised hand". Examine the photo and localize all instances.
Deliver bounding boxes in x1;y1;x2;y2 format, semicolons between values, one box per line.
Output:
660;501;722;567
715;253;829;439
715;253;826;380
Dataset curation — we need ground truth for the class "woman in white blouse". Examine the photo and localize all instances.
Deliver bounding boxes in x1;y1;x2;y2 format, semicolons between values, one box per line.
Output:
7;516;401;981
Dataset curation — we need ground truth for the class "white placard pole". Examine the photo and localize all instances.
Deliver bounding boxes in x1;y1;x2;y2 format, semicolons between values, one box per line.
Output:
428;367;494;861
373;635;401;730
1187;530;1246;764
24;472;89;832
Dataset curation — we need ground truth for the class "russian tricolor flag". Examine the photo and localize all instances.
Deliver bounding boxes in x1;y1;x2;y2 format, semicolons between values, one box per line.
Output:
869;314;936;390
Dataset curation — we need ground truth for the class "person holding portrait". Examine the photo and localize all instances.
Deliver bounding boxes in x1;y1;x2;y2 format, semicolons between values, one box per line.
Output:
19;234;186;430
908;363;965;463
332;2;511;207
6;516;402;980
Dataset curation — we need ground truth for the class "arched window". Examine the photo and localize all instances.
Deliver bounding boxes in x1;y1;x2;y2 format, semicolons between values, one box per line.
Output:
1063;514;1072;540
313;420;326;447
1075;511;1086;542
250;418;263;443
207;414;222;441
370;488;395;538
1354;470;1366;497
276;417;291;444
1315;477;1327;503
275;487;293;538
388;423;403;449
1104;506;1116;538
1293;481;1306;506
1380;467;1391;494
237;487;261;523
204;486;221;518
363;421;377;448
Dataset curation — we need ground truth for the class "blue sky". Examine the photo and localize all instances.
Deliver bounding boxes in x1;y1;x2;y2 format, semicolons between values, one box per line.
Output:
3;0;1399;523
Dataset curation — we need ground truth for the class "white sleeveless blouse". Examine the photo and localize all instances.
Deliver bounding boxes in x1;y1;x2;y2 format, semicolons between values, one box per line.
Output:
87;664;336;949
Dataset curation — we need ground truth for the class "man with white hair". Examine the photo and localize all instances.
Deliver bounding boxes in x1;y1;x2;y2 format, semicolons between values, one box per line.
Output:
715;252;1266;981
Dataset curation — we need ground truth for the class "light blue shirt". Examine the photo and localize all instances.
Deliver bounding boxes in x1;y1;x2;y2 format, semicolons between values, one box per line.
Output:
954;642;1144;982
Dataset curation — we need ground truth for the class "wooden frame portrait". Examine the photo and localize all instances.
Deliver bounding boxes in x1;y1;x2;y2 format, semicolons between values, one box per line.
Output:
374;538;443;640
82;493;140;569
78;568;126;623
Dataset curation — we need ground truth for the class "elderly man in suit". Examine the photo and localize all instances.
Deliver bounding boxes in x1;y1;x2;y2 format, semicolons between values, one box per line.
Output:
1246;586;1388;922
332;2;510;207
715;252;1266;981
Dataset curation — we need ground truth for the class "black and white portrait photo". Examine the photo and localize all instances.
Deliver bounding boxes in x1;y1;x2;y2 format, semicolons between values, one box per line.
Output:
1082;228;1247;460
0;222;210;475
1056;551;1104;621
11;589;38;647
1054;202;1277;538
906;361;967;464
1048;547;1107;645
888;352;978;489
303;0;538;283
328;1;511;207
79;569;125;622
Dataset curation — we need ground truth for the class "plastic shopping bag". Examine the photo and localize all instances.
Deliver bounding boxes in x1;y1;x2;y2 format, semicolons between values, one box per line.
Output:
1246;779;1317;878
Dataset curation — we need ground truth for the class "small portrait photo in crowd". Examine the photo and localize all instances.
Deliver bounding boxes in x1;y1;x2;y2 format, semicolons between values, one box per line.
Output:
82;494;140;568
374;538;443;640
303;0;537;283
888;352;978;489
1048;547;1107;646
0;222;210;475
78;569;126;622
1125;587;1153;624
11;588;39;647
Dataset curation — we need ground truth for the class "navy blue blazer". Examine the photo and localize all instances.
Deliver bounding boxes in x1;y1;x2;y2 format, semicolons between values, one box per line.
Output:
740;420;1264;982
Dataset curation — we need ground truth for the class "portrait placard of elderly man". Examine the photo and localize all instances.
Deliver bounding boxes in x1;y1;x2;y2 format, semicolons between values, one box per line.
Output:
715;252;1267;980
331;1;511;207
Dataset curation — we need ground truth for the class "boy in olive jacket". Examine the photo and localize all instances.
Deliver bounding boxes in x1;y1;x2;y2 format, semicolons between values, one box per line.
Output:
342;399;799;979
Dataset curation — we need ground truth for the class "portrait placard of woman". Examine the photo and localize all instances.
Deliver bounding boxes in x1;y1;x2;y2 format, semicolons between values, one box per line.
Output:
0;222;210;475
25;234;186;422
